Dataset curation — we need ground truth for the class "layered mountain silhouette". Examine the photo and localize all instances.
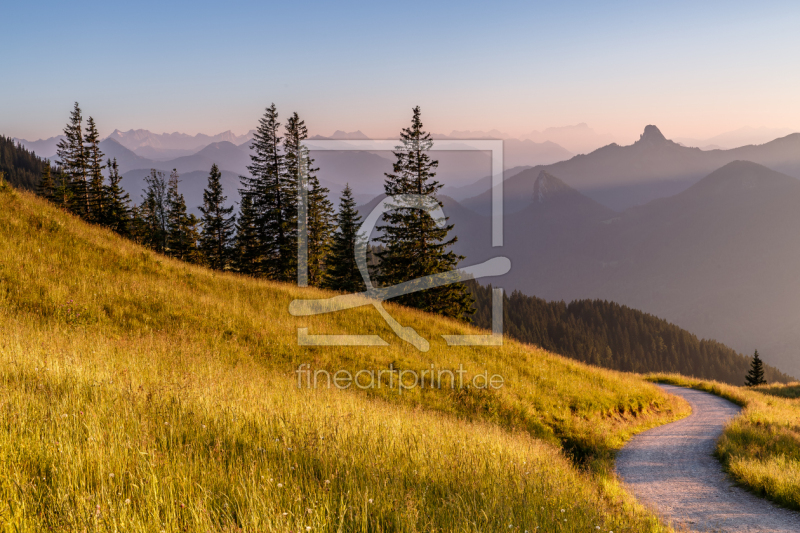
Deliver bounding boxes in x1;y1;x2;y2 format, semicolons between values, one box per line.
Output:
462;125;800;213
108;129;255;155
438;161;800;377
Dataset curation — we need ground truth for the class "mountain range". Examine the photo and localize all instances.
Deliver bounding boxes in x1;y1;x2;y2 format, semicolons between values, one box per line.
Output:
675;126;798;150
421;160;800;378
462;125;800;213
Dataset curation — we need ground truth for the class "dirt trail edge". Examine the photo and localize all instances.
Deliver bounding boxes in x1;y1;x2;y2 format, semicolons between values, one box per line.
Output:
616;384;800;532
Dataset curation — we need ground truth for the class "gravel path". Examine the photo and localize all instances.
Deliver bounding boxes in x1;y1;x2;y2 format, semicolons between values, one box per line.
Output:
616;384;800;532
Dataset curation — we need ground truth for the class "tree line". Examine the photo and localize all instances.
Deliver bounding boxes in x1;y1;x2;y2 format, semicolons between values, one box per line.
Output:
469;282;792;385
33;103;474;319
0;135;49;191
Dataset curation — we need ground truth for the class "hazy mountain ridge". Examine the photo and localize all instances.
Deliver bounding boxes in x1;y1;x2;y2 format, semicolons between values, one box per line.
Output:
462;125;800;214
108;128;256;152
675;126;798;150
440;160;800;377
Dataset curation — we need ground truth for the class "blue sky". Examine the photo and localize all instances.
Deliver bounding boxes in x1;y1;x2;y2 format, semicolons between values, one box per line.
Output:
4;0;799;142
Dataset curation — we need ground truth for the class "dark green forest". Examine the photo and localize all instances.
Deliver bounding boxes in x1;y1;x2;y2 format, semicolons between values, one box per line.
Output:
0;135;50;191
469;282;793;385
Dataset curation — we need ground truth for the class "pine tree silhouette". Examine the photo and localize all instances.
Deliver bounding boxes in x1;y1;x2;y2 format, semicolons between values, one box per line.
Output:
745;349;766;386
376;106;473;319
323;185;365;293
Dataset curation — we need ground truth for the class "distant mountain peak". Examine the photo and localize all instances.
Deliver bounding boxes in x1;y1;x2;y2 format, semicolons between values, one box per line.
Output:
638;125;668;144
686;160;798;196
533;170;574;203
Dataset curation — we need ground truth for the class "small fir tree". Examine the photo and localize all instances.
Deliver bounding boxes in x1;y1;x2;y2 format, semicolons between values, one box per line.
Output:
165;169;197;261
140;169;169;252
233;193;261;275
37;161;56;201
305;172;335;286
199;164;235;270
104;159;132;236
322;185;366;293
745;350;767;386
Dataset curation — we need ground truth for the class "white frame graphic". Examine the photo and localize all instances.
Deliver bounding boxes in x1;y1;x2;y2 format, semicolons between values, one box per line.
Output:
289;139;507;351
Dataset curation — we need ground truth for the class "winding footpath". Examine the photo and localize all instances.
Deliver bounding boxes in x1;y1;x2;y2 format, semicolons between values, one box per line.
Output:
616;384;800;532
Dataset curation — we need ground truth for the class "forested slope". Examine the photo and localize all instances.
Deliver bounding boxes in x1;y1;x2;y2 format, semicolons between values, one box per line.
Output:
470;283;792;385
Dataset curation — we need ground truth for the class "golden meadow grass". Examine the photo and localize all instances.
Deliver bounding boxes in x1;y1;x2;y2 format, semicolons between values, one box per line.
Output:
649;374;800;511
0;187;690;531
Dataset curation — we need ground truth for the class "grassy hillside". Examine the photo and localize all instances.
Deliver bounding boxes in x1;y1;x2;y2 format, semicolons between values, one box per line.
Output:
649;374;800;511
0;185;690;532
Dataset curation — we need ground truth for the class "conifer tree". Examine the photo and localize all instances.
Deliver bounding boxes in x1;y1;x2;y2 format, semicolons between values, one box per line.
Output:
274;111;308;280
165;169;197;261
285;112;334;286
376;106;473;319
53;164;72;207
305;172;335;286
322;185;366;293
128;204;148;245
199;164;235;270
745;350;767;386
104;159;132;236
56;102;88;216
233;193;260;275
240;103;285;278
183;214;203;264
140;169;169;252
37;160;56;201
84;117;106;222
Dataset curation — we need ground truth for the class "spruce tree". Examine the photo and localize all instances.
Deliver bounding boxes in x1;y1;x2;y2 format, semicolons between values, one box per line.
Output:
140;169;169;252
37;161;56;201
84;117;106;223
376;106;474;319
128;204;149;245
285;112;334;286
745;350;767;386
240;103;286;278
199;164;235;270
105;159;132;236
322;185;366;293
305;172;335;286
53;164;72;207
165;169;197;261
233;193;260;275
55;102;88;216
185;214;204;263
275;111;308;281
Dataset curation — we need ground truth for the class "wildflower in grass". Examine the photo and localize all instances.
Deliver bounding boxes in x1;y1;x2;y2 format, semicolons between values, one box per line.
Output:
277;483;284;488
125;499;131;505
